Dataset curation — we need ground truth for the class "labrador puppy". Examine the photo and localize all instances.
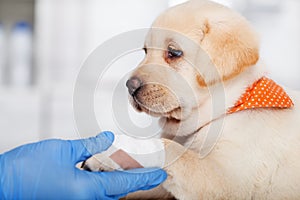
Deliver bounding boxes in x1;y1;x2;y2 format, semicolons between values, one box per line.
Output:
84;0;300;199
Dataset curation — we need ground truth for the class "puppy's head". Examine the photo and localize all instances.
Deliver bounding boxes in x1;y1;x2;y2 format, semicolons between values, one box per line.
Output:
126;0;259;134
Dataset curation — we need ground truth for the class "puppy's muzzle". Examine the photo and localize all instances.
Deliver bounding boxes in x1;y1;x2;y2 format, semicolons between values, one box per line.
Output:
126;76;142;96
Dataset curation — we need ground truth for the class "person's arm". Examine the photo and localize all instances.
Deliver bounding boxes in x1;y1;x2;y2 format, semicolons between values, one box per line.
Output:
0;131;167;200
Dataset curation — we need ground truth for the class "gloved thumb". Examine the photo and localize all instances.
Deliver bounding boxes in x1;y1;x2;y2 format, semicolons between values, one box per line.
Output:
70;131;115;163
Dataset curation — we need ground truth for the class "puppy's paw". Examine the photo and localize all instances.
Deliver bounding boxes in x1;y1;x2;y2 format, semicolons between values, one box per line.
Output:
82;134;165;172
82;153;121;172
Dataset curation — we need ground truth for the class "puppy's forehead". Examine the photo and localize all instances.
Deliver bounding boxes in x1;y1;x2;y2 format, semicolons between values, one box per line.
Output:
144;31;190;57
145;2;211;48
145;29;185;48
145;9;203;49
144;27;202;54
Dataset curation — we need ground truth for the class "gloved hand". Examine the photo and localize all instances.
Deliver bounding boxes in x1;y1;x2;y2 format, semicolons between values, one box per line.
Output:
0;131;167;200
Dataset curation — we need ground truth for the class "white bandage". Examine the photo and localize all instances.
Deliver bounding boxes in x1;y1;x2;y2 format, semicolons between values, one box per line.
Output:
103;134;165;170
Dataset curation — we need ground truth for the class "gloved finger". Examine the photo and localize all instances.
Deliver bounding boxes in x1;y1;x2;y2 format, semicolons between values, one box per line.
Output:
97;168;167;196
70;131;114;163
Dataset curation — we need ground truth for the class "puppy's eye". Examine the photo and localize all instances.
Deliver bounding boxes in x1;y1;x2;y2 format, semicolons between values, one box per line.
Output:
167;46;183;59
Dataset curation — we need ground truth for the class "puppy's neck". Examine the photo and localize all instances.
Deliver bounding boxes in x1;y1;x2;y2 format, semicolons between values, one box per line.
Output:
161;61;267;141
197;61;267;129
223;61;267;111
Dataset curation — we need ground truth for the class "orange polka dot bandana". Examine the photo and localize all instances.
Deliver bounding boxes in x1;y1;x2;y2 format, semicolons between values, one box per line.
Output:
228;77;294;114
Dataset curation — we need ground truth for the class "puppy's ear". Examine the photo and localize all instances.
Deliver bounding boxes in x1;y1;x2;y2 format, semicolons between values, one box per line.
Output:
200;17;259;83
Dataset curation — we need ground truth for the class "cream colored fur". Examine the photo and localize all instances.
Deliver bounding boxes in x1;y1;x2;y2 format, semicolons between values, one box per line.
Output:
84;0;300;199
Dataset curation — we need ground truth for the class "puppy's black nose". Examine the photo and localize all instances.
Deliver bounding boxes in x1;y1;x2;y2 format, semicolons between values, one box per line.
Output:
126;77;142;95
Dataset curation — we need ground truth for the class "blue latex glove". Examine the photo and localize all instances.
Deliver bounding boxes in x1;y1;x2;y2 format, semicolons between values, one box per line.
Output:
0;131;167;200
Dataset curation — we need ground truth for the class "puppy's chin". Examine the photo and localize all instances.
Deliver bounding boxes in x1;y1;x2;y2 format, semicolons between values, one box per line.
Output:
129;96;182;120
130;96;199;137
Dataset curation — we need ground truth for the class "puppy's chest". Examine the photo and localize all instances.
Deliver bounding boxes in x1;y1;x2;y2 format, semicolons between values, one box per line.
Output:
180;112;267;155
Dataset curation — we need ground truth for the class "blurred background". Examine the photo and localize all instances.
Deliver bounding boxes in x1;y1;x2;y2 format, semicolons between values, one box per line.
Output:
0;0;299;153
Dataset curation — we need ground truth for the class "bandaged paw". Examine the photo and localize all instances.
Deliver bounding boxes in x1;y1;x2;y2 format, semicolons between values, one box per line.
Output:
83;134;165;171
